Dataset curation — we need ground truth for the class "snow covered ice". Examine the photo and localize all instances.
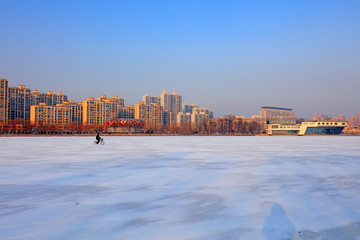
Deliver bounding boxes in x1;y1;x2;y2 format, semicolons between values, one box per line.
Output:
1;136;360;240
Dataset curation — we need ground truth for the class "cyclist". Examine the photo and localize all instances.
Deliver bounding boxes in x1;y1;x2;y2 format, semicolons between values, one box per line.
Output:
95;132;101;144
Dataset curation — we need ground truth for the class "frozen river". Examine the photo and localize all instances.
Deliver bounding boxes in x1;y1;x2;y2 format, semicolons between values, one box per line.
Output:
1;136;360;240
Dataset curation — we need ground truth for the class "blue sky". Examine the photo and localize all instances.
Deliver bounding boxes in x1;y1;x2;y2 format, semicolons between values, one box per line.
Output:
1;0;359;118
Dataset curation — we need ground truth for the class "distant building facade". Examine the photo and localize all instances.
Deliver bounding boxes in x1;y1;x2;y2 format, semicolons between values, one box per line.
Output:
0;79;9;123
177;112;192;125
313;114;331;121
30;103;71;126
331;114;346;122
135;101;164;127
8;85;32;121
80;95;124;126
260;106;295;120
31;90;68;106
348;114;360;128
118;105;135;119
142;94;160;105
177;106;213;126
183;104;198;114
161;90;182;124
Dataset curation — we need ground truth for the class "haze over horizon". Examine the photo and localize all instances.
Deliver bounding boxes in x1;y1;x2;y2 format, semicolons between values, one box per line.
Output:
1;0;359;119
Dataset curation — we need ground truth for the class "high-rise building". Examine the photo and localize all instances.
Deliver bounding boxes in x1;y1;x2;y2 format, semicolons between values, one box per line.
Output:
163;111;171;127
30;103;72;126
191;107;212;126
30;101;83;127
8;85;32;121
193;107;214;119
160;90;182;124
31;90;68;106
65;100;83;126
0;79;9;123
135;101;163;127
177;106;214;126
81;95;124;126
142;94;160;105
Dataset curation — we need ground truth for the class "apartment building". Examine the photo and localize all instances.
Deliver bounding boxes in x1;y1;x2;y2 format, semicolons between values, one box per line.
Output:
135;101;163;127
160;90;182;124
31;90;68;106
30;103;71;125
65;100;83;126
8;85;32;121
177;112;192;125
30;100;83;126
119;105;135;119
0;79;9;123
81;95;124;126
191;107;213;126
183;104;198;114
177;106;214;126
142;94;160;105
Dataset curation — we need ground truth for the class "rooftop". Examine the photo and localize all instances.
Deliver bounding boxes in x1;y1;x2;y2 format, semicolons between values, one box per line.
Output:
261;106;293;111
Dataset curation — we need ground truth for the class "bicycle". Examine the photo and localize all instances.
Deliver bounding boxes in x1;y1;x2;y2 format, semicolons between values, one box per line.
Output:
94;138;105;145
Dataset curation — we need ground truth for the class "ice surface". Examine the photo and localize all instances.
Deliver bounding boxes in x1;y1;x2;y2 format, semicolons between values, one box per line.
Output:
1;136;360;240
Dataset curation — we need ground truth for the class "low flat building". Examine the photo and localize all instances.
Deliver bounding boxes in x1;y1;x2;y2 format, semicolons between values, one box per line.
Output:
267;121;348;135
298;121;347;135
105;119;144;133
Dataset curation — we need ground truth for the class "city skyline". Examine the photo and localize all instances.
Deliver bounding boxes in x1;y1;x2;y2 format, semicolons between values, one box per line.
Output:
2;78;357;121
1;1;359;118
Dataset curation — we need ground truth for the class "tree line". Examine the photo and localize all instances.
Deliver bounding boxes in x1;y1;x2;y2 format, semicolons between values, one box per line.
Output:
0;116;264;135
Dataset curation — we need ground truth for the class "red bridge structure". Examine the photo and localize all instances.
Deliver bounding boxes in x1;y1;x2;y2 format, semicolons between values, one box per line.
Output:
104;119;145;133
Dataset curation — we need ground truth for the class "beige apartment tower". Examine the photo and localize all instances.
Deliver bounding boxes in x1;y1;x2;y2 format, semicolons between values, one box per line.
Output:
81;95;124;126
160;90;182;124
135;101;163;127
142;94;160;105
30;101;83;127
31;90;69;106
30;103;72;125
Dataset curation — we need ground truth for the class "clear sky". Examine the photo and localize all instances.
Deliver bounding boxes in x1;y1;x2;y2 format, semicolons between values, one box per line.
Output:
1;0;359;118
